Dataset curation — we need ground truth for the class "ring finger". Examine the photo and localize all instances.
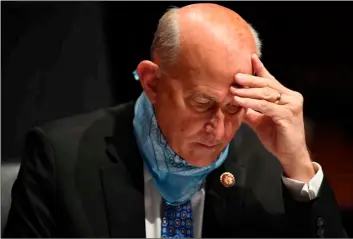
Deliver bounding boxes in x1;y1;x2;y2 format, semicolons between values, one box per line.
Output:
230;86;288;105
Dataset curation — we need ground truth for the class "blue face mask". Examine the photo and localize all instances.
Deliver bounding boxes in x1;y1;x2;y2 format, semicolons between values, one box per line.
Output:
132;92;230;206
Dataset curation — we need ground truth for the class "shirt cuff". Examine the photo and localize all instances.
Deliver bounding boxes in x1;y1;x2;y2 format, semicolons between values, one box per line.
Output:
282;162;323;202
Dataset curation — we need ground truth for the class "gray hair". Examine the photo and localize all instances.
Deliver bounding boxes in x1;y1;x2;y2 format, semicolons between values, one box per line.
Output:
151;7;262;69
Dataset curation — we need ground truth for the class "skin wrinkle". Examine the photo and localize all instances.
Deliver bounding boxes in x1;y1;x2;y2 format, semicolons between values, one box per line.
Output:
137;3;257;167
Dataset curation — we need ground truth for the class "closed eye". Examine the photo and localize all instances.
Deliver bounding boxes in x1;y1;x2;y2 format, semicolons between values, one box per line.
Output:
223;104;241;114
194;101;213;110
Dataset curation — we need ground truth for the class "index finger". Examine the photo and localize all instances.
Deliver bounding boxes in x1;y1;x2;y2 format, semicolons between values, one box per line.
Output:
251;54;292;94
252;54;274;79
234;74;290;95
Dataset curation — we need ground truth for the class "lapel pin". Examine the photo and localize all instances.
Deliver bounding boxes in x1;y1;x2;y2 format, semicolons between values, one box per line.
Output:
220;172;235;188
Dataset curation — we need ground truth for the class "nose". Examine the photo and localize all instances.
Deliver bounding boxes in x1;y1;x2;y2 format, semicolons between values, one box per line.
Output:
206;109;226;141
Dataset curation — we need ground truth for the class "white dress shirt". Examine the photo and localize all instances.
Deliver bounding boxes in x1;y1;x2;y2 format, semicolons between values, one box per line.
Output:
144;162;324;238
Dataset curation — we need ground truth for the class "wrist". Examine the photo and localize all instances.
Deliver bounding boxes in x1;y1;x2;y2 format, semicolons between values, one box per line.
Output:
282;150;316;183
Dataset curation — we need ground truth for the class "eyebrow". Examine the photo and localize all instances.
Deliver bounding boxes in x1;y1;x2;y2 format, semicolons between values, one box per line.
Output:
192;92;241;108
193;93;219;102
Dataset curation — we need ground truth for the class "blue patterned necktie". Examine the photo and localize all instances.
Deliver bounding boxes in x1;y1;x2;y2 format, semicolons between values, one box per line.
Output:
161;200;194;238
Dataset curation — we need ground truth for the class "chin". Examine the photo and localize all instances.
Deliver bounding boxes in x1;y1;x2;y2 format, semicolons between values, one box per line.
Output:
188;159;215;168
174;142;225;168
183;150;220;168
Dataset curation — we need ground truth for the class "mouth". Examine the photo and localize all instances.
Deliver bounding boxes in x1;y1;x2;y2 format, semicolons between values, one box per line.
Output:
197;143;219;149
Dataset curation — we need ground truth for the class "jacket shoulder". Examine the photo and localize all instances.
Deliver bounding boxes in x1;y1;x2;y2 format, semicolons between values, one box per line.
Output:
38;101;135;141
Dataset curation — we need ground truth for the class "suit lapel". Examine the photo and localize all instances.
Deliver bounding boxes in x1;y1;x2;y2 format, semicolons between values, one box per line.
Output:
100;103;146;238
98;102;256;238
203;124;252;237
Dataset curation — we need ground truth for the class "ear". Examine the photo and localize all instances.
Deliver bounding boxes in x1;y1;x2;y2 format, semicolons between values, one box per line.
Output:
136;60;159;104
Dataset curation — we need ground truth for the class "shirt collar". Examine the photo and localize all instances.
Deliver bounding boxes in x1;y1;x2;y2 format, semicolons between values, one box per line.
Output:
143;163;153;184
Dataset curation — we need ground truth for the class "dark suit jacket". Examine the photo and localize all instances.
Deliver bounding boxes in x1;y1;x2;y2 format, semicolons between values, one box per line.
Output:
3;101;347;238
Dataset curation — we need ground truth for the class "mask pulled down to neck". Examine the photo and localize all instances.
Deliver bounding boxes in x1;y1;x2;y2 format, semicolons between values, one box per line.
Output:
133;92;229;205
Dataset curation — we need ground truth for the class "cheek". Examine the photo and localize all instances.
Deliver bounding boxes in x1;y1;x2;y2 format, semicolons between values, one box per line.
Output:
179;114;205;136
172;104;205;136
156;98;199;138
224;109;246;139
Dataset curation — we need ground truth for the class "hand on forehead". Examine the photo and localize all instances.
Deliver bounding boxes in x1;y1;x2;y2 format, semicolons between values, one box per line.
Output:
173;3;257;84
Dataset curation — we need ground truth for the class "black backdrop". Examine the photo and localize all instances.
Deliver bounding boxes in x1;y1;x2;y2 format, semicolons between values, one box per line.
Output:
3;1;353;159
2;1;353;235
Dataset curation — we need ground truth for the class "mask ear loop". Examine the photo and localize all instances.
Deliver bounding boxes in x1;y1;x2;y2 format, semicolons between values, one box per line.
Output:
132;70;139;81
133;66;163;81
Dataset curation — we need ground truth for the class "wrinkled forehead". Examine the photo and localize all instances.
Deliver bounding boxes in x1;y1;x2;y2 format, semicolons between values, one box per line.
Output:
174;24;255;85
174;43;254;91
165;52;252;106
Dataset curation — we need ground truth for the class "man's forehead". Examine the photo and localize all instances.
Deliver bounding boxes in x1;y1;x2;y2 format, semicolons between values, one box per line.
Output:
186;84;233;103
177;44;253;77
181;58;251;99
169;44;253;99
181;63;252;87
180;49;253;77
175;3;256;83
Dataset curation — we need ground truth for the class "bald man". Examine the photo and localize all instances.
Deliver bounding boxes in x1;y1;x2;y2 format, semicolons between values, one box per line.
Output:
4;3;347;238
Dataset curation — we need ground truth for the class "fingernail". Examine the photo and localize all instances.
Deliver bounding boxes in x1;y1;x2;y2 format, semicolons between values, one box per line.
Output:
235;73;246;81
230;87;237;93
233;96;240;101
235;73;244;80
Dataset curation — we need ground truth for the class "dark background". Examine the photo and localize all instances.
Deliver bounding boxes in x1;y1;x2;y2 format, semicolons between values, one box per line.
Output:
2;1;353;235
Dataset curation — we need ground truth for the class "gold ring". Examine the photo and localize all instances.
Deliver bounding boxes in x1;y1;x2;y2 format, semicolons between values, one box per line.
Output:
275;93;282;104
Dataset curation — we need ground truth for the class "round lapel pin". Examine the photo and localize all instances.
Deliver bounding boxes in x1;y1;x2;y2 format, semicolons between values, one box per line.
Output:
220;172;235;188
